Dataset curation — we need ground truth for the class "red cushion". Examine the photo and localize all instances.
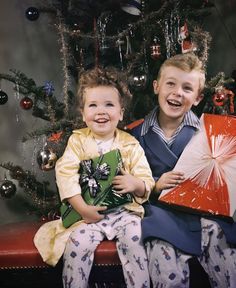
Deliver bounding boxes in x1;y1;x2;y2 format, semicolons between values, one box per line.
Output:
94;240;120;265
124;119;144;130
0;222;47;269
0;221;120;269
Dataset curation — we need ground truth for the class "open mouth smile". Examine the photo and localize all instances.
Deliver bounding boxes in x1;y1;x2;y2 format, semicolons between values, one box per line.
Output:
94;118;109;123
167;99;182;107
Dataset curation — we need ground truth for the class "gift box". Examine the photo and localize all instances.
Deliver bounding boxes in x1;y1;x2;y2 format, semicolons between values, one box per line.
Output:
159;113;236;221
61;149;133;228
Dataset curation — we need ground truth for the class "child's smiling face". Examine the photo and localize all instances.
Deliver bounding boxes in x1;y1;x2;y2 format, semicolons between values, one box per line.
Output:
81;85;124;140
153;66;203;122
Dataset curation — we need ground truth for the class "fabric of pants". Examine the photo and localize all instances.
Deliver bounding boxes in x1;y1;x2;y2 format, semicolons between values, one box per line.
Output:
62;209;150;288
146;218;236;288
198;218;236;288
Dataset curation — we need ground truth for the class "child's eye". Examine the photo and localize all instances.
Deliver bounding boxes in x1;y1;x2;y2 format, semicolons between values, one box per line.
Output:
106;102;114;107
166;81;175;86
184;86;193;92
88;103;96;107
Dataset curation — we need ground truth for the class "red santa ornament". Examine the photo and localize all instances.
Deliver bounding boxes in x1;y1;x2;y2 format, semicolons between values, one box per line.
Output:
178;22;197;54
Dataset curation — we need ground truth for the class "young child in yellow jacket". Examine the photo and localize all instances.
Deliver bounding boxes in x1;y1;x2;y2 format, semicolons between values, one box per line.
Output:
34;67;155;288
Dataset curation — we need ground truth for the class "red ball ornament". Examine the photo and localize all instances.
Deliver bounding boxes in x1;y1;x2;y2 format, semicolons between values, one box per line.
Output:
212;88;227;107
20;96;33;110
212;92;225;107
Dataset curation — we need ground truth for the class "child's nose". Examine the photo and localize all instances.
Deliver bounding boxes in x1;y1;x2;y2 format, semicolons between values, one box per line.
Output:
97;107;106;114
173;86;183;96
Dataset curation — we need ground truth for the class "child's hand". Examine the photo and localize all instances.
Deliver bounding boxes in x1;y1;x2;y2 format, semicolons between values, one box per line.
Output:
81;205;107;224
112;168;145;197
68;195;107;224
155;171;185;192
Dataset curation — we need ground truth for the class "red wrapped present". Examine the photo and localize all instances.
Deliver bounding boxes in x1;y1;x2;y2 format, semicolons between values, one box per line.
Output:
159;113;236;220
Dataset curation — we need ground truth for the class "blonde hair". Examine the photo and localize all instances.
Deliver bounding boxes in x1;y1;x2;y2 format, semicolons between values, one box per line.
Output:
157;53;206;93
77;67;132;110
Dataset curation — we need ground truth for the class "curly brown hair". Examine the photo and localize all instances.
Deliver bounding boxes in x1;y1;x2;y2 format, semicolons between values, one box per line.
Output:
77;67;132;111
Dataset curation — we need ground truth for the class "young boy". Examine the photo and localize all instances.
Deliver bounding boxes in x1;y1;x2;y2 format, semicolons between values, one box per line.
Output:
131;53;236;288
34;67;155;288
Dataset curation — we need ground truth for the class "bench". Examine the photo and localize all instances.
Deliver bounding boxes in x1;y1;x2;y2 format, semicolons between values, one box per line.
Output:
0;221;210;288
0;221;125;288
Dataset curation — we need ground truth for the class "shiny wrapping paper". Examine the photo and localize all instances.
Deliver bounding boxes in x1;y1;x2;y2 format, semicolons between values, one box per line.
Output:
159;113;236;220
61;149;133;228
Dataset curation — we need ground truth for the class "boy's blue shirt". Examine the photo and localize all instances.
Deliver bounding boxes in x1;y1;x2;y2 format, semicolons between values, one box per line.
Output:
132;107;199;182
131;108;236;255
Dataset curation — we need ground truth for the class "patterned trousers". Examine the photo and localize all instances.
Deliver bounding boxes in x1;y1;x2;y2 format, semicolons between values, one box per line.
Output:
62;209;150;288
146;218;236;288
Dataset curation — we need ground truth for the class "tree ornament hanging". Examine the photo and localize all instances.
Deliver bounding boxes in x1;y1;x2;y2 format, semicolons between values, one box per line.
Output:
20;96;33;110
178;22;197;54
128;64;149;91
43;81;55;96
0;179;16;199
121;0;142;16
25;7;40;21
150;36;161;60
212;88;226;107
97;11;114;55
0;90;8;105
124;32;133;60
37;147;58;171
212;87;235;115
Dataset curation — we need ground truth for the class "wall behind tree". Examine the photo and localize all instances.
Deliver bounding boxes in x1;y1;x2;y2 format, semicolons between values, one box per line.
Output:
204;1;236;78
0;0;63;224
0;0;235;225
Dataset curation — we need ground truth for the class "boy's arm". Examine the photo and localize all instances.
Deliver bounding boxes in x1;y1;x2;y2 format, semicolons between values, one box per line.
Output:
155;171;185;193
149;171;185;202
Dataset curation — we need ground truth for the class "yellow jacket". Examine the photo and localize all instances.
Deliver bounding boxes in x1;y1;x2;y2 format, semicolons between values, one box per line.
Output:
34;128;154;266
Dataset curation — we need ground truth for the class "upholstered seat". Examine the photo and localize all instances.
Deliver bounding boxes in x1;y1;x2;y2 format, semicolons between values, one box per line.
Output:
0;221;121;269
0;221;124;288
0;221;210;288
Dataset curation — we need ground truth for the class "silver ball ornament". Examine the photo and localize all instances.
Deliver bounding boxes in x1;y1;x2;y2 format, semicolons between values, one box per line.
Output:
129;69;148;91
0;180;17;199
37;148;58;171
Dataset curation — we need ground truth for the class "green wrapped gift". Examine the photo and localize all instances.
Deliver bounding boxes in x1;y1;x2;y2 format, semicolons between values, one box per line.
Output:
60;149;133;228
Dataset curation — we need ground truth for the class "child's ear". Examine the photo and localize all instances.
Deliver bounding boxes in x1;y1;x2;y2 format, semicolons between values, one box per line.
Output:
193;93;204;106
153;80;159;94
120;108;124;121
80;109;85;122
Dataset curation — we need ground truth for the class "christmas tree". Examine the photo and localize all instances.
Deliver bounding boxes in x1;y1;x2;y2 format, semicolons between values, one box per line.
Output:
0;0;235;220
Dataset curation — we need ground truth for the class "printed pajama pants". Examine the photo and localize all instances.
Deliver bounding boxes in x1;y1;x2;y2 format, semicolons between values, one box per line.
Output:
62;209;150;288
146;218;236;288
